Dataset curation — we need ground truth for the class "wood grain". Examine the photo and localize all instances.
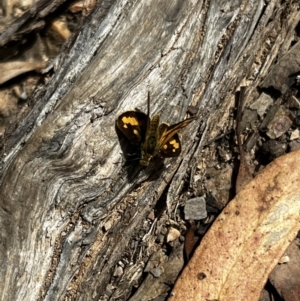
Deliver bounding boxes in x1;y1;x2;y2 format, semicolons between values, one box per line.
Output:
0;0;298;300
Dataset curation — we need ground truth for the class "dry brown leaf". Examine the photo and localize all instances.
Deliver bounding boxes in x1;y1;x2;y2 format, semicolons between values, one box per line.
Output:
0;90;18;135
168;148;300;301
51;17;71;40
69;0;96;15
69;1;84;13
184;221;198;260
0;61;46;85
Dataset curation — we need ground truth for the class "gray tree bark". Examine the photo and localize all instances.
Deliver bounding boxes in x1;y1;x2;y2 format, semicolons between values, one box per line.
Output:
0;0;299;300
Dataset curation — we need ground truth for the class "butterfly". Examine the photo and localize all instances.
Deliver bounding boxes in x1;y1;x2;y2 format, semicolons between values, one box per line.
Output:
116;92;198;166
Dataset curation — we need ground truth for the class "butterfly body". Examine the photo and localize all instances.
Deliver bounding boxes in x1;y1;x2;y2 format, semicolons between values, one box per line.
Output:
140;114;160;166
116;94;197;166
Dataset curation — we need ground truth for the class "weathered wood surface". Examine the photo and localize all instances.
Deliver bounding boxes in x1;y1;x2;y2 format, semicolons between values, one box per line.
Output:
0;0;299;300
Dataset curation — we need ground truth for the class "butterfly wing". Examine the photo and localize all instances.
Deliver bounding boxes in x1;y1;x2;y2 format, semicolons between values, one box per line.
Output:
159;131;182;157
158;116;197;153
116;111;149;144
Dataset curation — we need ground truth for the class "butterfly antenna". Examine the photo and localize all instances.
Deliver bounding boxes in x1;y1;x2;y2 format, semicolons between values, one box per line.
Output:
147;91;150;117
147;91;151;129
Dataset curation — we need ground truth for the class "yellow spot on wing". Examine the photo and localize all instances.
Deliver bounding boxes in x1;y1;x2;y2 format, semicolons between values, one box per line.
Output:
170;139;180;149
122;116;139;125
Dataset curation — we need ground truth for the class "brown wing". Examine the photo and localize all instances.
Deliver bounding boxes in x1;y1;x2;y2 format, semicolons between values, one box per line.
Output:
158;115;198;149
116;111;149;143
159;132;182;157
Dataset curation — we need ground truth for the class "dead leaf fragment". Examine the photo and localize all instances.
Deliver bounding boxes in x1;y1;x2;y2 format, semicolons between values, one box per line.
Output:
69;1;84;13
168;149;300;301
69;0;96;15
184;221;198;260
51;17;71;40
